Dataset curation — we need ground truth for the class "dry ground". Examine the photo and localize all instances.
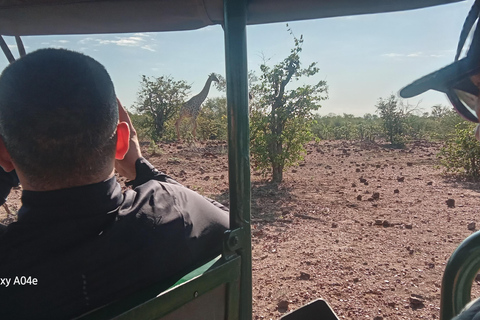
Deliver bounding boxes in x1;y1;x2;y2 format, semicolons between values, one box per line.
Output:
2;139;480;319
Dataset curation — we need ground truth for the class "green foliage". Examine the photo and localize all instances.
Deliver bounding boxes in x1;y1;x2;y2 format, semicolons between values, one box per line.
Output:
428;105;464;140
196;97;228;140
129;111;155;143
250;27;328;182
134;75;190;142
311;113;380;141
439;122;480;179
250;110;315;177
376;94;406;146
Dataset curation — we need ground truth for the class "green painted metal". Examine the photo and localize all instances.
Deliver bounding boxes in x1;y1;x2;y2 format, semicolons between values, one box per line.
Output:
223;0;252;319
76;256;241;320
440;231;480;320
171;255;222;287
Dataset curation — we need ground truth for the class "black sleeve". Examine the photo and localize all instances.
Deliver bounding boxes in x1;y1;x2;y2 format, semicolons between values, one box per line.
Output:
126;157;229;212
451;297;480;320
0;167;19;206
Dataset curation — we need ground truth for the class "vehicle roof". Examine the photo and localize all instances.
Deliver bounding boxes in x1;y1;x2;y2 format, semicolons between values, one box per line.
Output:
0;0;463;36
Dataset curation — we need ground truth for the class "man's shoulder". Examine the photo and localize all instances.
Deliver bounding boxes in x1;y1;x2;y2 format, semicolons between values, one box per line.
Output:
123;178;228;236
126;179;226;217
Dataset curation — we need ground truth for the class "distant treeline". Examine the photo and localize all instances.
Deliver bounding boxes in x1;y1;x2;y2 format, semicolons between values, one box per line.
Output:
312;102;463;145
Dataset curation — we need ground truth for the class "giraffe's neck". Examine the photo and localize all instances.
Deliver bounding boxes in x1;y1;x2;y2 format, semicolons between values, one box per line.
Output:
195;77;214;102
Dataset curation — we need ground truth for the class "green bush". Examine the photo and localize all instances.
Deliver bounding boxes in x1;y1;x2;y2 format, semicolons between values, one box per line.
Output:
249;28;328;182
196;98;228;141
439;121;480;179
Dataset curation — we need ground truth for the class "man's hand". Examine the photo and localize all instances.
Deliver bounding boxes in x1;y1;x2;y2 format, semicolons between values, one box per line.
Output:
115;99;142;180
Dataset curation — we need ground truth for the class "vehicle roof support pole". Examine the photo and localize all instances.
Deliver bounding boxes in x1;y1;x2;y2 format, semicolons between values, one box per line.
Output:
0;35;15;63
223;0;252;319
15;36;26;57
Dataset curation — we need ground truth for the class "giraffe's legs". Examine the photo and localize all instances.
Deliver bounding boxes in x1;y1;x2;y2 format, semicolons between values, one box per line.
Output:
175;114;186;141
191;117;198;141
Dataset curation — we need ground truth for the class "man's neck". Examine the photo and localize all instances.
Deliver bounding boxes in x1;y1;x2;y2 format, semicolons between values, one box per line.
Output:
17;168;115;192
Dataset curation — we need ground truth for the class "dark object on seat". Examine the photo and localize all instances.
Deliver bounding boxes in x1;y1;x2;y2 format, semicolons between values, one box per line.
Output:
280;299;339;320
0;167;18;206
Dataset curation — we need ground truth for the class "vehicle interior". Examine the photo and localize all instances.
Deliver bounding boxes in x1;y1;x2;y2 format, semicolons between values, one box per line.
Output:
0;0;478;319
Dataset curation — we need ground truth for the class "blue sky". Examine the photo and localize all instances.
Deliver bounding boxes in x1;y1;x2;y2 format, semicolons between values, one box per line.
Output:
0;0;473;116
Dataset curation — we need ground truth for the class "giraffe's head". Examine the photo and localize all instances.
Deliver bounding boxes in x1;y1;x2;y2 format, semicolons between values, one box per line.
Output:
209;73;219;83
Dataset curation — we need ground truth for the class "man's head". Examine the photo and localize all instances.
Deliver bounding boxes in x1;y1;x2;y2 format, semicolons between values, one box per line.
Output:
0;48;125;190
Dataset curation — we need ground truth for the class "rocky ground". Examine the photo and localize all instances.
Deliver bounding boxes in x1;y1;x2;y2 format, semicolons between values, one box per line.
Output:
2;139;480;319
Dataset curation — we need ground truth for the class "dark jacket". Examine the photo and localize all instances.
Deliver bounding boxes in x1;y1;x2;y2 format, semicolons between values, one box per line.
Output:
0;158;229;319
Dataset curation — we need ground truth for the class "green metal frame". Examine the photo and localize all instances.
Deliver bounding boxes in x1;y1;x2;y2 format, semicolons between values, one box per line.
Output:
75;256;241;320
223;0;252;319
440;230;480;320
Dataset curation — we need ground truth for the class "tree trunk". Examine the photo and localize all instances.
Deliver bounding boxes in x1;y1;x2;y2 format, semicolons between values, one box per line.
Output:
270;137;284;182
155;115;164;139
272;163;283;183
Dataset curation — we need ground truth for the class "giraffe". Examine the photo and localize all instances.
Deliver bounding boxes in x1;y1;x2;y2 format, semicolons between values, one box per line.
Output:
175;73;219;141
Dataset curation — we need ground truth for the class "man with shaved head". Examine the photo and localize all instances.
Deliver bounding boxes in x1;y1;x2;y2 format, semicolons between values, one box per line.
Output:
0;48;228;319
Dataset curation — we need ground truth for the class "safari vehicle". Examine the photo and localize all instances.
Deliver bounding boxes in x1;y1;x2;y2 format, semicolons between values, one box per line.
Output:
0;0;478;319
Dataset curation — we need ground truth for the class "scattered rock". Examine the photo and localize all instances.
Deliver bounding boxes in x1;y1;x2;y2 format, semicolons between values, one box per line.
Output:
167;158;181;165
407;162;413;166
405;224;413;229
375;219;383;225
203;176;210;181
356;168;361;172
357;195;362;201
446;199;455;208
372;192;380;200
468;222;476;231
292;169;297;173
352;183;357;187
360;177;367;183
383;220;390;228
298;272;311;280
277;300;289;313
202;152;218;158
331;222;338;228
409;294;425;309
394;189;400;194
427;181;433;186
397;176;405;182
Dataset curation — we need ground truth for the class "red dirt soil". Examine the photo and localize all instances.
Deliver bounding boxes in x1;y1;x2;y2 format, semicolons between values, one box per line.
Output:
2;139;480;319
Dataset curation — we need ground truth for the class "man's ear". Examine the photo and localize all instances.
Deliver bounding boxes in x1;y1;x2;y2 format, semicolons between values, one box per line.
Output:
115;122;130;160
0;137;14;172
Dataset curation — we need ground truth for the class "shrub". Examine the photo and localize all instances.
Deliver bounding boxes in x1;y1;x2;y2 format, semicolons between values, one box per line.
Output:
439;121;480;179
